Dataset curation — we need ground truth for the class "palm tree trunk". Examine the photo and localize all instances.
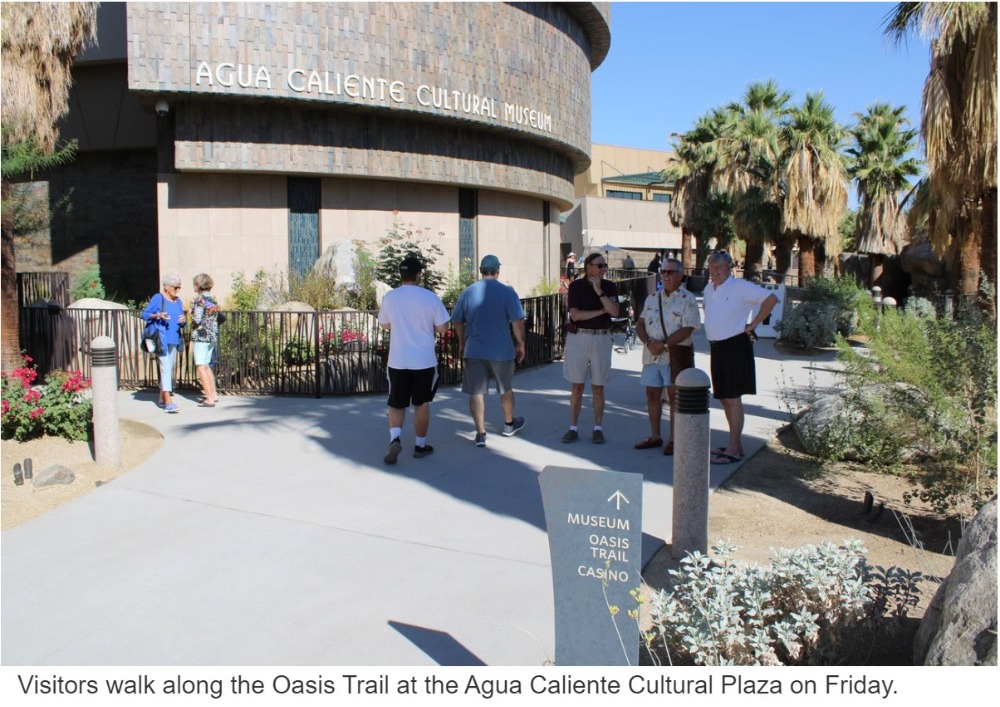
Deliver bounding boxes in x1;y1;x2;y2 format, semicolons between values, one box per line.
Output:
681;227;693;272
797;234;816;285
1;184;21;372
774;242;792;282
745;240;765;280
958;217;982;298
980;187;997;315
870;254;885;290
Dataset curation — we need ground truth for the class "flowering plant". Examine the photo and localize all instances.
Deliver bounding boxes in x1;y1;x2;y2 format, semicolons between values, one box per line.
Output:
1;355;93;442
321;327;370;355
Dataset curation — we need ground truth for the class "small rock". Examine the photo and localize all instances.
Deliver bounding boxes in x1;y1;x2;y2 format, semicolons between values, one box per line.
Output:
33;464;76;487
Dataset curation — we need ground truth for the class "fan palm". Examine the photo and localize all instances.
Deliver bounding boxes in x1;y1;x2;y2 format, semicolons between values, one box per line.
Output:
847;103;922;286
778;93;849;283
885;2;997;300
1;2;98;371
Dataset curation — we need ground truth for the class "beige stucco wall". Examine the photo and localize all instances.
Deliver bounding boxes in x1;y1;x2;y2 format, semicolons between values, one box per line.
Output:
574;144;677;198
158;173;559;303
157;173;288;302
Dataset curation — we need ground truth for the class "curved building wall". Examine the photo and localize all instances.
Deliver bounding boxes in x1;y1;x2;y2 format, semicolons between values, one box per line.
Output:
124;2;609;300
129;2;609;204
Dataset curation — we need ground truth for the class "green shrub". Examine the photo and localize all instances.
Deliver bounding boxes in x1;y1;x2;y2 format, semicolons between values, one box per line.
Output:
282;337;314;366
777;276;872;349
71;260;105;301
345;242;378;310
375;218;445;291
440;265;476;307
644;540;921;666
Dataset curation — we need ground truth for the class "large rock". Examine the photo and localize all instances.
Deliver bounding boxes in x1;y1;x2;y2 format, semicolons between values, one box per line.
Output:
914;497;997;665
792;384;928;463
270;301;316;338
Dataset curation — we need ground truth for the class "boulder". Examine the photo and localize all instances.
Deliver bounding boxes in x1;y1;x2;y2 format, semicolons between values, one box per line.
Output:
914;497;997;665
269;301;316;338
792;384;929;463
375;280;392;308
33;464;76;487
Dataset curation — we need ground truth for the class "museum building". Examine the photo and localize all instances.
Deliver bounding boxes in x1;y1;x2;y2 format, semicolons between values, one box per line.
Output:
25;2;611;303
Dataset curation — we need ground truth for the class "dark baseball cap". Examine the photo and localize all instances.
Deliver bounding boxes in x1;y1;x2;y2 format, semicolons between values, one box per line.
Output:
480;254;501;271
399;256;424;278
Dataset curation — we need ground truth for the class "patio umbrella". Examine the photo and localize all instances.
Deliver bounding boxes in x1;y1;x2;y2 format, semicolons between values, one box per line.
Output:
595;243;622;252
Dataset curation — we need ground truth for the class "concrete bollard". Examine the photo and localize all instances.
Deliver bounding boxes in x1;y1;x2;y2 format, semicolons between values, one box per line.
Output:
672;367;712;558
90;336;121;469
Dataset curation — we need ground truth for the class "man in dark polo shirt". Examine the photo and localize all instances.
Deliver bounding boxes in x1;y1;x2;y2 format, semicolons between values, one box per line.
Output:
562;252;618;444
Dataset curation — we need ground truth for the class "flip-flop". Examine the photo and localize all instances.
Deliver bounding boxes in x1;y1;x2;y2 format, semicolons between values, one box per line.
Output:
198;401;216;407
634;438;663;450
663;441;674;456
711;453;742;465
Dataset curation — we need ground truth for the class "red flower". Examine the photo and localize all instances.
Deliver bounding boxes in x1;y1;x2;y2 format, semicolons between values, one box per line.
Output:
29;408;45;419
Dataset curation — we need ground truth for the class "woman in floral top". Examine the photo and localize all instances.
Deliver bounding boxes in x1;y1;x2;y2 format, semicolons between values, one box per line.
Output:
190;273;220;406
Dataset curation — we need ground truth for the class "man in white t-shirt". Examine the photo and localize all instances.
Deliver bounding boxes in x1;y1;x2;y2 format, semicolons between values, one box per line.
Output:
377;256;451;464
702;250;778;465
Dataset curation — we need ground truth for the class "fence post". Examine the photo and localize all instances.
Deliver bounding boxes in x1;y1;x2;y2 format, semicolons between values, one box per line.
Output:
90;336;121;469
672;367;712;558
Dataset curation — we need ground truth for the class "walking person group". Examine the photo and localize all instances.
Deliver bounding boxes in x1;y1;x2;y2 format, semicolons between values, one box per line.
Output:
374;247;775;466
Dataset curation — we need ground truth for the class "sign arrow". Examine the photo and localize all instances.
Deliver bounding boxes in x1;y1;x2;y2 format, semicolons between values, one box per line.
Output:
607;490;630;511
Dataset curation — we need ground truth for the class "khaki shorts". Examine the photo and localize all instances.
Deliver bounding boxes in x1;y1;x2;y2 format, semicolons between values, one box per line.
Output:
563;331;613;386
462;359;516;395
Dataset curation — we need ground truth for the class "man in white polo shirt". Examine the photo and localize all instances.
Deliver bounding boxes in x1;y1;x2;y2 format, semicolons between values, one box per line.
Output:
702;250;778;465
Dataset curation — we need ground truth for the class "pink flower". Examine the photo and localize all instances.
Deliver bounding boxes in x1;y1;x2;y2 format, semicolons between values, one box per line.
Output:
29;408;44;419
2;400;10;415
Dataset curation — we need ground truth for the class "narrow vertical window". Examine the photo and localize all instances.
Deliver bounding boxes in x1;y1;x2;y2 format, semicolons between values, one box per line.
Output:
459;188;478;276
288;177;320;279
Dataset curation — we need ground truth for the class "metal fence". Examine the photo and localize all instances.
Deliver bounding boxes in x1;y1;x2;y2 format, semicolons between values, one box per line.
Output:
19;276;651;396
17;272;71;308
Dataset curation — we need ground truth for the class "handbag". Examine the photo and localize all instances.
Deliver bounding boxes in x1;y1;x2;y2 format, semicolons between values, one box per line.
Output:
142;295;166;356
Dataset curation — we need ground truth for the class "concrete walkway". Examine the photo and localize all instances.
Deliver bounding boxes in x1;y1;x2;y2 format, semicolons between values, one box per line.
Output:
1;330;838;666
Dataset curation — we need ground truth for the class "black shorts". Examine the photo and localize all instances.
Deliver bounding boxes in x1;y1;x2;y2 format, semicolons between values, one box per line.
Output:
387;367;439;409
709;333;756;399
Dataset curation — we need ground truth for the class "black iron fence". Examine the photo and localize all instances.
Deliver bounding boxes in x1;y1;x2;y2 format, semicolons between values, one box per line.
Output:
19;295;570;396
18;276;650;396
17;272;71;307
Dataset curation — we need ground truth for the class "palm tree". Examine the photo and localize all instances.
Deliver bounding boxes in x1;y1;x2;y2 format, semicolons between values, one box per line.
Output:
779;92;849;283
664;109;728;271
720;80;790;279
847;103;922;287
885;2;997;302
0;2;97;371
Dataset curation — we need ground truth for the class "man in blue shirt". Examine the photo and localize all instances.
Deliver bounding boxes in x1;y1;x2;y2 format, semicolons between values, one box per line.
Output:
451;255;527;447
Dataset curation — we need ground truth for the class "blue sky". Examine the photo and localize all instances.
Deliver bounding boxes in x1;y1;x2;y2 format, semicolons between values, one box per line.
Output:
591;2;932;152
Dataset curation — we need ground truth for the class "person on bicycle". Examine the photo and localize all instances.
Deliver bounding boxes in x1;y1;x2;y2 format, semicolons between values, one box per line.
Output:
634;257;700;455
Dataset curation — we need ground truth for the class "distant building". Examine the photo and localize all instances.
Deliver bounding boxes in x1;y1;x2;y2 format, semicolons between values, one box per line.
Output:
561;144;683;267
17;3;611;302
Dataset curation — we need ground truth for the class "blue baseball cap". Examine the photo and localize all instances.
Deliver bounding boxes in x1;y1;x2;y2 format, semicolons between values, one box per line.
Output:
480;255;501;271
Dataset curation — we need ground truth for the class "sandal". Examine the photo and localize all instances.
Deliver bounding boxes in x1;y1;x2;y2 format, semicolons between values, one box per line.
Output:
198;401;216;407
663;441;674;456
634;437;663;450
711;453;743;465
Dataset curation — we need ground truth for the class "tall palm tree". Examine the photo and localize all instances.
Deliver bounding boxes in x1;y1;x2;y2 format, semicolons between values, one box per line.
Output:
664;109;728;271
847;103;922;287
0;2;97;371
722;80;790;279
779;92;849;283
885;2;997;301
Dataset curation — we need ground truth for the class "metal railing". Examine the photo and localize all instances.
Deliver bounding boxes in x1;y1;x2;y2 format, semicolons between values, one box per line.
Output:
19;293;570;396
17;272;71;308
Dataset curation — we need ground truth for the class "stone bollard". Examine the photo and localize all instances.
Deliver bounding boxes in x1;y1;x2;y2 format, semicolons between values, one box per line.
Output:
90;336;121;468
944;289;954;319
672;367;712;558
882;296;897;311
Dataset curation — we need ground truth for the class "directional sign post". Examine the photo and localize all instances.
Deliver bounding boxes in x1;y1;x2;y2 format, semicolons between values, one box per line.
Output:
539;466;643;666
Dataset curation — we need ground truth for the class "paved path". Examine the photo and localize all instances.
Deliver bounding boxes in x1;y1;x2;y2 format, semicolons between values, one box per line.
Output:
1;331;838;666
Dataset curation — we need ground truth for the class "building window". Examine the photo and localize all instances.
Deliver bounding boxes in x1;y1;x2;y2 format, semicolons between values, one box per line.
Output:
459;188;478;276
288;177;320;278
606;190;642;200
652;193;672;204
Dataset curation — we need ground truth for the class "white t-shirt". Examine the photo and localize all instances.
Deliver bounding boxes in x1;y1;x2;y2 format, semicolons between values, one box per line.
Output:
378;284;451;369
702;276;773;341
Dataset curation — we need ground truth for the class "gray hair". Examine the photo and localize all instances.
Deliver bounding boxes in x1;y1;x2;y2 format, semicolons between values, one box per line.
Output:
707;250;733;267
663;257;683;270
161;273;181;287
